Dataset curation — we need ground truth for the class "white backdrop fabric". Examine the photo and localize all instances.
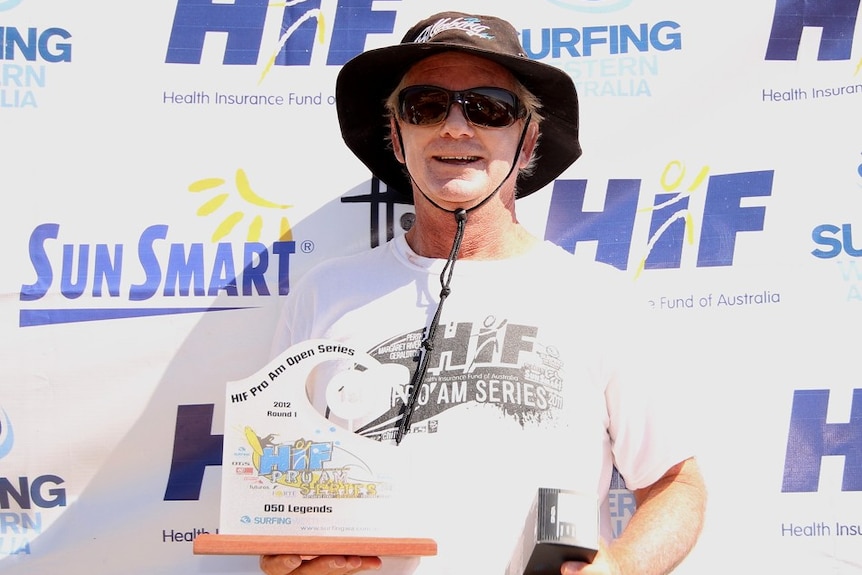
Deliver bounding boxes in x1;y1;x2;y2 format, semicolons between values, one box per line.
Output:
2;0;862;574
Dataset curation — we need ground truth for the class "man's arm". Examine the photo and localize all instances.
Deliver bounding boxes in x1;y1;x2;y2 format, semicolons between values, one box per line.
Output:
564;457;707;575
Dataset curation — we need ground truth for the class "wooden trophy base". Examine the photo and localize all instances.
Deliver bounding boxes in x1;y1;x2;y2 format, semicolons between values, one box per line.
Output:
193;534;438;557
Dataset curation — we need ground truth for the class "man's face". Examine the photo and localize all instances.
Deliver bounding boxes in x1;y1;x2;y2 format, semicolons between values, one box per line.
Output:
390;52;538;211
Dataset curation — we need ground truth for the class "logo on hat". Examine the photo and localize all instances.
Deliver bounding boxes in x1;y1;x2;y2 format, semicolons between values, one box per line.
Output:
414;17;494;43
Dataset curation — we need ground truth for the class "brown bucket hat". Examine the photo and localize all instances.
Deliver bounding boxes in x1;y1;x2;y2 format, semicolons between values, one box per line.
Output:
335;11;582;204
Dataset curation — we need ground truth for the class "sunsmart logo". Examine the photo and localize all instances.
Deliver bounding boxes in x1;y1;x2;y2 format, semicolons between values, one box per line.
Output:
545;0;632;13
782;388;862;492
765;0;861;61
165;0;397;74
18;168;299;327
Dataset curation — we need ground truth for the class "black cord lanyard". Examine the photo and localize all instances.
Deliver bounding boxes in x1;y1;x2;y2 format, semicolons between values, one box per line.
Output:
393;117;530;444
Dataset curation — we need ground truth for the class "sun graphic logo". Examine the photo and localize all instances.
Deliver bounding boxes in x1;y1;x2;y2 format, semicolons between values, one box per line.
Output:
0;408;14;460
633;160;709;279
189;168;293;243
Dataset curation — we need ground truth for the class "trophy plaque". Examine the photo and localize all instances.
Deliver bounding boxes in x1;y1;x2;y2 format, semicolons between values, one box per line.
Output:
193;339;437;557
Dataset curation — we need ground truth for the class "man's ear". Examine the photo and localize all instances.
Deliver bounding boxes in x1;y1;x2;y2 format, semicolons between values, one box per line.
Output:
519;121;540;169
390;118;406;165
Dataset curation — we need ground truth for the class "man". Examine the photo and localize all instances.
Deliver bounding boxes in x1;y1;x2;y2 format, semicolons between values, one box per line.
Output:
262;11;706;575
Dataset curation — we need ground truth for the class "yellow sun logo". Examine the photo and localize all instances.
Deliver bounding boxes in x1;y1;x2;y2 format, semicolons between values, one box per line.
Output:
189;168;293;243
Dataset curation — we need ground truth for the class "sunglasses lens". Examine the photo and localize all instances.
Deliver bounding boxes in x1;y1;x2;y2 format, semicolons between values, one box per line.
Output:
464;89;519;127
399;87;522;128
400;87;450;125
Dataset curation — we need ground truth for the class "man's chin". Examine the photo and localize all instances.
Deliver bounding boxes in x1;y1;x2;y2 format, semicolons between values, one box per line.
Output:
430;180;491;206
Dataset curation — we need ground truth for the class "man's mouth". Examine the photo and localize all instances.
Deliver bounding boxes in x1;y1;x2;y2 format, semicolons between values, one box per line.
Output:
436;155;480;164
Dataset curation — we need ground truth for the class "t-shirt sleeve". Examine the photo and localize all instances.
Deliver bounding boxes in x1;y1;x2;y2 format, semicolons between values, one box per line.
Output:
600;268;699;490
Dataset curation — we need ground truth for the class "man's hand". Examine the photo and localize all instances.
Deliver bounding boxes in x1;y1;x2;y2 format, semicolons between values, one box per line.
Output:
259;554;382;575
562;457;706;575
560;540;620;575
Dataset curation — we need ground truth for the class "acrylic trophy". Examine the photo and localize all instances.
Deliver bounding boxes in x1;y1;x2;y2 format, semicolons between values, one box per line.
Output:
193;339;437;558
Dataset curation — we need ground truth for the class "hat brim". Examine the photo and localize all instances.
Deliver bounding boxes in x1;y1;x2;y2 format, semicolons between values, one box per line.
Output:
336;42;581;204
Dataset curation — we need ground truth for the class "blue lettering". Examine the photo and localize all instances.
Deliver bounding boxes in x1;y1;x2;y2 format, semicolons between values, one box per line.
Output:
644;192;691;270
522;22;682;59
812;223;862;258
28;476;66;508
545;179;640;270
208;242;238;296
130;224;167;301
522;28;553;59
165;0;268;64
812;223;845;258
766;0;861;61
258;441;332;474
21;224;293;305
544;171;771;270
616;23;648;53
0;27;72;63
60;243;88;299
274;0;323;66
0;476;65;510
837;260;862;280
243;242;270;295
0;512;43;533
164;243;206;297
307;443;332;470
163;404;223;501
650;21;681;51
93;244;123;297
326;0;397;65
165;0;397;66
782;389;862;492
259;446;291;475
553;28;581;58
697;171;772;267
273;241;295;295
20;223;58;302
1;64;46;88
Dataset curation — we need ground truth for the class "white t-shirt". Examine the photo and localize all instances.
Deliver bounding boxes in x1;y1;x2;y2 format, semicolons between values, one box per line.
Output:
272;234;693;575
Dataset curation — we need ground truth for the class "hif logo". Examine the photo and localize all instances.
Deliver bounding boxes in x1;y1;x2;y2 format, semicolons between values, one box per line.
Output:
765;0;861;60
18;167;300;327
545;0;633;13
165;0;397;80
344;161;774;273
0;408;68;557
782;388;862;492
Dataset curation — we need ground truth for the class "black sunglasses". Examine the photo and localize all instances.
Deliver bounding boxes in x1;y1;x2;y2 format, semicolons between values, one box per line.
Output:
397;85;526;129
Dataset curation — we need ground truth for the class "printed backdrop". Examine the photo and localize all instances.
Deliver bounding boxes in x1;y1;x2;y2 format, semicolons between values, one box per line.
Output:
2;0;861;573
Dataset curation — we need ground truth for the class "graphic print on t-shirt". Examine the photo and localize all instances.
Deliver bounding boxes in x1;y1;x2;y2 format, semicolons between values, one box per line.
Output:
322;315;566;441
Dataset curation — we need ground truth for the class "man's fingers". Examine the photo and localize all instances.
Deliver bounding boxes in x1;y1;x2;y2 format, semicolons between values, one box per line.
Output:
259;554;382;575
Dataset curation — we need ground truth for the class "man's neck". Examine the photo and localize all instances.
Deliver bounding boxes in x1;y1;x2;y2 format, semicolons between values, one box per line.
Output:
404;203;539;260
